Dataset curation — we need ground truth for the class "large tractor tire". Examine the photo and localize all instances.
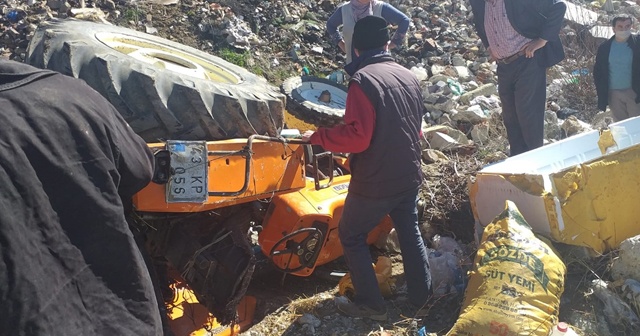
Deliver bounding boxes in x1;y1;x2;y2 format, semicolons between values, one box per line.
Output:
281;75;347;128
26;19;285;141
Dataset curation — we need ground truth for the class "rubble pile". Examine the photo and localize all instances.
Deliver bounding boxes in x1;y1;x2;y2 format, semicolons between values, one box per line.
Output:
2;0;639;154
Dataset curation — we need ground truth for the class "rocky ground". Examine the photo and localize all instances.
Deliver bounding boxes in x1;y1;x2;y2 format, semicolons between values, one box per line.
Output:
4;0;640;335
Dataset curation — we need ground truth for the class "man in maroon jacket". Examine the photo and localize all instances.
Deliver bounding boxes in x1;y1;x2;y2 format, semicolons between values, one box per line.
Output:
303;16;432;320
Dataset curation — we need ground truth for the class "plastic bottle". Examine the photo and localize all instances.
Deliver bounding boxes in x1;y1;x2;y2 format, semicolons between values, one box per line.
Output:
549;322;579;336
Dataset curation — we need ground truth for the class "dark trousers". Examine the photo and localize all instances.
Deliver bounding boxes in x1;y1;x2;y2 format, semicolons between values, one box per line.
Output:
497;55;547;156
338;187;432;310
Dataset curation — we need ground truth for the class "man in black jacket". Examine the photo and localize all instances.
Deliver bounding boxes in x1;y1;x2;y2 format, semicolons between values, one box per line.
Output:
470;0;566;156
593;14;640;121
302;16;432;320
0;60;161;335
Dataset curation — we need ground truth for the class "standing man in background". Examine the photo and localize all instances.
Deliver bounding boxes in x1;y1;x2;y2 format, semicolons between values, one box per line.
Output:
593;14;640;121
326;0;410;64
303;16;432;321
470;0;566;156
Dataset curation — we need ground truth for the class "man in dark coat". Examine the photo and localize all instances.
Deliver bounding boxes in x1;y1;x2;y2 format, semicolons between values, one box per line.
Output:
469;0;566;156
0;60;162;335
593;14;640;121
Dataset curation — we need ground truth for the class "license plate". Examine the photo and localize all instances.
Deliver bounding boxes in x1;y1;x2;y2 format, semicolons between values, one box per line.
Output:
166;140;208;203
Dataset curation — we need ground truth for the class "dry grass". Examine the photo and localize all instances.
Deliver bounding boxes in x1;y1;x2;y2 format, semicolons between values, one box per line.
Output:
473;111;510;160
246;292;334;335
421;154;483;244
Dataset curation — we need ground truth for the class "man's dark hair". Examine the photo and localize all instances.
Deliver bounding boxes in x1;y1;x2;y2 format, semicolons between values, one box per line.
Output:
612;14;633;27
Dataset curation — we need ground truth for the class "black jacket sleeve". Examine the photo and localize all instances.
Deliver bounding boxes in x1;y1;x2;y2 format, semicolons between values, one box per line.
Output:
593;39;612;111
100;99;155;201
470;0;489;48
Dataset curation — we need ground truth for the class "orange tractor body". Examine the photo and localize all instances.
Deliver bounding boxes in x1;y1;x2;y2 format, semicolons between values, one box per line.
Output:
132;135;392;336
259;175;393;277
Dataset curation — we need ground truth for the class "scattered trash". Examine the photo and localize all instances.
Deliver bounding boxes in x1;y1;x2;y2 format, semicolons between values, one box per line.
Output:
589;279;640;330
622;279;640;313
447;78;463;96
549;322;579;336
328;70;345;84
5;10;20;22
428;248;465;297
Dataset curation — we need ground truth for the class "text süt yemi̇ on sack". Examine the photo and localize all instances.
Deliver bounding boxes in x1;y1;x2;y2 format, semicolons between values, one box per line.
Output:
447;201;566;336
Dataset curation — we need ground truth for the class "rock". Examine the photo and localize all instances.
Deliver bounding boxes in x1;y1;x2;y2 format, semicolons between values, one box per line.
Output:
452;105;489;124
557;107;580;119
298;313;321;328
422;148;449;164
561;116;591;137
466;81;479;90
483;151;508;164
454;66;470;81
430;74;450;84
145;24;158;34
459;83;497;105
438;113;453;126
430;109;443;120
451;54;465;67
544;110;561;140
70;7;109;23
591;111;614;130
424;94;440;105
422;125;469;144
427;132;460;150
47;0;65;10
611;235;640;282
548;101;561;112
411;66;429;82
470;123;489;144
431;64;446;76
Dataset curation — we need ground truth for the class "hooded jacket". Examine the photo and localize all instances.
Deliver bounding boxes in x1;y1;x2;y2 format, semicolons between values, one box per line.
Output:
0;60;160;336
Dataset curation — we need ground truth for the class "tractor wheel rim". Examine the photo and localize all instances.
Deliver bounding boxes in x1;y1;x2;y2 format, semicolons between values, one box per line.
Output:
95;32;242;84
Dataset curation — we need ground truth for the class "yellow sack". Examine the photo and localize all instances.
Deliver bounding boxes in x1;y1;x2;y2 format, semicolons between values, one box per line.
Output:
338;256;394;298
447;201;566;336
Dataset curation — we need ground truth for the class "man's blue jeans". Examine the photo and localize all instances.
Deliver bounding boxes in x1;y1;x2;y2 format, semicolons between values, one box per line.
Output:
339;187;432;310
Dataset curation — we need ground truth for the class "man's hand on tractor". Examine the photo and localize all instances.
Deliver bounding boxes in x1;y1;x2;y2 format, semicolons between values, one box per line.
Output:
302;130;315;142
